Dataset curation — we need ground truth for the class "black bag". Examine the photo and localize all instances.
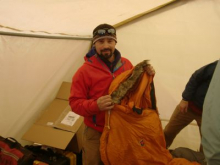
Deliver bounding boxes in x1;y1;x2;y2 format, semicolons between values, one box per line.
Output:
0;136;35;165
25;145;70;165
171;147;207;165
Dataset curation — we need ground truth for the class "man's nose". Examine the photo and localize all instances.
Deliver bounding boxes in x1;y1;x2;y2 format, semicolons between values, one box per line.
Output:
103;41;110;48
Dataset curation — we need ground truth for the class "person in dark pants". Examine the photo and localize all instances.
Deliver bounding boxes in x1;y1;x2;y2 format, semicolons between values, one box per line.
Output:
164;60;218;151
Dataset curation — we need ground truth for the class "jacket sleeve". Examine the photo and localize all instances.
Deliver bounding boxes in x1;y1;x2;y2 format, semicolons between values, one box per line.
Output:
69;68;100;117
182;61;218;101
201;60;220;165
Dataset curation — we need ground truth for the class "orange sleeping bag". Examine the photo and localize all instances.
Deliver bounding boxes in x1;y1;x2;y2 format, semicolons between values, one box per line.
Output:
100;60;200;165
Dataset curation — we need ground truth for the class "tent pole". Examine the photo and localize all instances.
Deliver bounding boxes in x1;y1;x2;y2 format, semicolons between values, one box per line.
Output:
0;31;92;41
114;0;179;28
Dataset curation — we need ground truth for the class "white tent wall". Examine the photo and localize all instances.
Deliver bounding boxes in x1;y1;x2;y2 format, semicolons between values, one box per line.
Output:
117;0;220;103
116;0;220;150
0;0;219;152
0;35;90;145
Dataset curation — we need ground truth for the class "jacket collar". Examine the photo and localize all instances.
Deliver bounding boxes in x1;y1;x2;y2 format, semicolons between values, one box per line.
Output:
86;47;122;73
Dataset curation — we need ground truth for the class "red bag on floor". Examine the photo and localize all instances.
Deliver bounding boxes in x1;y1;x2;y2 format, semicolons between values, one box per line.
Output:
0;136;34;165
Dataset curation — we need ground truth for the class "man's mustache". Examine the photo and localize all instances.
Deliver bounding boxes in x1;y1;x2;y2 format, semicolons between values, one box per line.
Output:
101;49;111;52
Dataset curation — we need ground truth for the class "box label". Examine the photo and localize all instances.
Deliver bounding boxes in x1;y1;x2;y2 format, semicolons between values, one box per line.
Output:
61;111;80;126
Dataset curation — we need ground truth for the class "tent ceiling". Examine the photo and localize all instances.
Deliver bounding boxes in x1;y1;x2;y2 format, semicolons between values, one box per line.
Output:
0;0;175;38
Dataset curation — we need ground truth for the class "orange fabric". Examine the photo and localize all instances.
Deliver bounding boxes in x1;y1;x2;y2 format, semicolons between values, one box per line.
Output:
100;67;200;165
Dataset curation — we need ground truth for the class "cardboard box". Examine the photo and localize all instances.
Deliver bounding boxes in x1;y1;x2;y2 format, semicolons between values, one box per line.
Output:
22;82;84;153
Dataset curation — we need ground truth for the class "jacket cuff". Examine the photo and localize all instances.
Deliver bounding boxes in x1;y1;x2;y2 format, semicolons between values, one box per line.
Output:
90;100;100;113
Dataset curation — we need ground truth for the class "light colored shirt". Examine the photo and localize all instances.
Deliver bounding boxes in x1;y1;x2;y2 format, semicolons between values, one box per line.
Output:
202;59;220;165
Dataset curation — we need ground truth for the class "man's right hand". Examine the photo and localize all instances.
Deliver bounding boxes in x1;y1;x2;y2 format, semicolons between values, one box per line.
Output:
178;100;189;113
97;95;114;111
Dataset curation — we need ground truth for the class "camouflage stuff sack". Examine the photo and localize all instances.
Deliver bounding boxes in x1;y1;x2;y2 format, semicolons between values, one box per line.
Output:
171;147;207;165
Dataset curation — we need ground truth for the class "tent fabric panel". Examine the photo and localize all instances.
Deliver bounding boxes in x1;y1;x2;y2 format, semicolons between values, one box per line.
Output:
0;35;90;145
0;0;175;36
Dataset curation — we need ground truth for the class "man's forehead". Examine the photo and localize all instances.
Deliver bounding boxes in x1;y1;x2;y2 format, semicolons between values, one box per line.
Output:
97;38;115;42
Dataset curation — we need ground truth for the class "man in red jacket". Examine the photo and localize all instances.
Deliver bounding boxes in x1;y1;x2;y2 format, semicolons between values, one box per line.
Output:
69;23;155;165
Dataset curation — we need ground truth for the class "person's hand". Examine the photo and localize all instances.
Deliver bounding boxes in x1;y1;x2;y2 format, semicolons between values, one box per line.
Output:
144;64;155;76
97;95;114;111
178;100;189;113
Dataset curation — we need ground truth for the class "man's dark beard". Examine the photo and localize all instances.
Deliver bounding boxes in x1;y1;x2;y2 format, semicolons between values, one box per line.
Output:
100;49;113;60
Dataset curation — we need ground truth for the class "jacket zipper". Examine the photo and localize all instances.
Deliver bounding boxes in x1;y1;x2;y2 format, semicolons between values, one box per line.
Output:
0;147;20;161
